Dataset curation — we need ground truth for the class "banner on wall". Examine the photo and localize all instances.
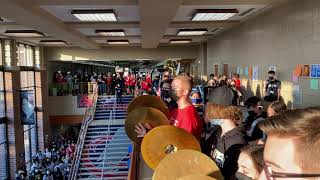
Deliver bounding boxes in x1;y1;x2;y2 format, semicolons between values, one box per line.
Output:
21;90;35;125
310;64;320;78
244;67;249;76
252;66;259;81
77;95;93;108
302;65;310;76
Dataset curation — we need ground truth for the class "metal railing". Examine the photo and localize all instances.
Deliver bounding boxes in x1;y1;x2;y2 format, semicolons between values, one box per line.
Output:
68;83;98;180
50;82;98;96
101;95;117;179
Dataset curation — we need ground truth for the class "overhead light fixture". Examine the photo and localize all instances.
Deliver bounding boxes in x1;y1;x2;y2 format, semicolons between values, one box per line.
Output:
4;30;45;37
71;9;117;22
39;40;67;45
192;9;238;21
95;29;125;36
170;39;192;44
107;40;129;45
177;29;207;36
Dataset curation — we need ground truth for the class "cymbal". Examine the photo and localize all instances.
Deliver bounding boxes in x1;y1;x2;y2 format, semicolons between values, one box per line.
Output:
152;149;223;180
178;175;217;180
125;107;169;144
127;95;169;118
141;125;201;170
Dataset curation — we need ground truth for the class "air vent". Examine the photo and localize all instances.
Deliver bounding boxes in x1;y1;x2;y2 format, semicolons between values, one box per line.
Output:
238;8;256;16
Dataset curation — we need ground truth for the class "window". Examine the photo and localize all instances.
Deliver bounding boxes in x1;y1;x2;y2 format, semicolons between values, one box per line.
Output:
34;47;40;68
4;40;11;67
20;71;37;170
17;44;34;67
0;72;4;118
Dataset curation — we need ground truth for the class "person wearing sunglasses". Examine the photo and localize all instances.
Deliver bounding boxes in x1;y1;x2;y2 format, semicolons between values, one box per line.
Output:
243;96;267;142
258;107;320;180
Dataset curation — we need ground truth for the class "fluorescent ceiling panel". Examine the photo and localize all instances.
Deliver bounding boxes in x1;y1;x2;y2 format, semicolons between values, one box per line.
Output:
192;9;238;21
71;9;117;22
107;40;129;45
177;29;207;36
39;40;67;45
95;29;125;36
170;39;192;44
4;30;45;37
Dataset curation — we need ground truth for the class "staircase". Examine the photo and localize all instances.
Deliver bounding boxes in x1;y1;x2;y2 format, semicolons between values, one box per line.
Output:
76;95;134;180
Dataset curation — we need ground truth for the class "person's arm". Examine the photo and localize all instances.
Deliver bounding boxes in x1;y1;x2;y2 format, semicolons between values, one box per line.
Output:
277;81;282;100
222;143;246;180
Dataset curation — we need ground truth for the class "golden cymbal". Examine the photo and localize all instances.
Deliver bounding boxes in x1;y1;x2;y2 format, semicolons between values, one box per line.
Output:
178;175;217;180
127;95;169;118
125;107;169;144
152;149;223;180
141;125;201;170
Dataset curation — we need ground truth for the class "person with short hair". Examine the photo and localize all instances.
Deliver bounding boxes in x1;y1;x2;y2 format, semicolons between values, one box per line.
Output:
267;100;287;117
236;145;264;180
135;75;203;139
204;86;248;180
264;70;281;102
258;107;320;180
243;96;267;142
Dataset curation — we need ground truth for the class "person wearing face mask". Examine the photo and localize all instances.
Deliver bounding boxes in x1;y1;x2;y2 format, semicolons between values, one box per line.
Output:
135;75;203;140
236;145;264;180
203;86;248;180
243;96;267;142
263;70;281;102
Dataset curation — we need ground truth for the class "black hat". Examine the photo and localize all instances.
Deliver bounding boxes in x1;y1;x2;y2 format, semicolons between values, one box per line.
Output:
207;86;234;106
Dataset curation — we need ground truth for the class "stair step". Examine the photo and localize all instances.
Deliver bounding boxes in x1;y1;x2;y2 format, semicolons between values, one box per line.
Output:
81;155;130;161
77;171;129;176
77;177;128;180
79;161;128;166
81;151;129;156
78;166;128;171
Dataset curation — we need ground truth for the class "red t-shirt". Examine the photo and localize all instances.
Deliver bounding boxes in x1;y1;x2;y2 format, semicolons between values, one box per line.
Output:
234;79;241;91
173;105;203;139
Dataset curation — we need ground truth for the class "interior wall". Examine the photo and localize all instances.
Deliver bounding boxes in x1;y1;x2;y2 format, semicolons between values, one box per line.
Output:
206;0;320;108
48;96;86;116
44;45;199;61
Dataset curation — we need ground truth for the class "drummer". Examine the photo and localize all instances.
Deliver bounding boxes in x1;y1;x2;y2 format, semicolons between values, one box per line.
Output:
135;75;203;140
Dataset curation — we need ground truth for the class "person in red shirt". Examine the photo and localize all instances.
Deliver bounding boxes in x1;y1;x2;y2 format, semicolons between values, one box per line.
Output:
129;73;136;95
135;75;203;140
233;73;241;91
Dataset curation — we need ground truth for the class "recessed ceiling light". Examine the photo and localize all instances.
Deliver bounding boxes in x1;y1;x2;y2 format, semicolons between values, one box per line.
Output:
192;9;238;21
107;40;129;45
95;29;125;36
39;40;68;45
4;30;45;37
71;9;117;22
170;39;192;44
177;29;207;36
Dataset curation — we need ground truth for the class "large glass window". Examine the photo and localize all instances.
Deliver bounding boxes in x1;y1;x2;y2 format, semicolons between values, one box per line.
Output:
20;71;37;170
17;44;34;67
0;72;4;118
4;40;11;67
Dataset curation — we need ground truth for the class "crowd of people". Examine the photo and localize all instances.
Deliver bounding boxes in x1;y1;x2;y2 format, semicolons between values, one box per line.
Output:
53;71;157;97
134;69;320;180
16;130;77;180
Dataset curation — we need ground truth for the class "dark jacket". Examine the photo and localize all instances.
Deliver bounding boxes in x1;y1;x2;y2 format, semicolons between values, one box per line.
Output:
203;127;247;180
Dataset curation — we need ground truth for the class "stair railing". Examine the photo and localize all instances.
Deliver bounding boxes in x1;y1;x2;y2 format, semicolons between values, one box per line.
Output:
101;94;117;179
69;83;99;180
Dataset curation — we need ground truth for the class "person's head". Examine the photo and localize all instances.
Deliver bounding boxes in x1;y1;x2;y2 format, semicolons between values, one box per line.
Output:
171;75;192;101
209;74;214;79
163;75;169;81
267;70;276;81
237;145;264;180
205;103;243;127
244;96;263;116
233;73;240;79
267;101;287;117
190;91;202;104
142;75;146;81
258;107;320;180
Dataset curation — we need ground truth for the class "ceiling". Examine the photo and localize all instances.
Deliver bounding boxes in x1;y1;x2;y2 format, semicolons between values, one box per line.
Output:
0;0;287;49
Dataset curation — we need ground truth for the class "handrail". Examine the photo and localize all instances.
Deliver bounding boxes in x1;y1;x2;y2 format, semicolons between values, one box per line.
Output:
69;83;98;180
101;95;116;179
127;144;140;180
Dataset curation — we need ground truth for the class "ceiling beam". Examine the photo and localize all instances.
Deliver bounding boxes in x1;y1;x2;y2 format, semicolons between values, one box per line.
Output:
182;0;276;5
0;0;99;49
33;0;138;6
0;22;29;30
65;21;240;29
139;0;183;48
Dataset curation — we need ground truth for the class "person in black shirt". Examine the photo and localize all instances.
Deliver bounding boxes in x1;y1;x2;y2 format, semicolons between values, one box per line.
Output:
243;96;267;142
115;83;123;103
203;86;247;180
264;70;281;102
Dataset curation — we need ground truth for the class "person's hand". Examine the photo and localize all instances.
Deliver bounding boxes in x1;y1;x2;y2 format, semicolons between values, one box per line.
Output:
134;123;153;138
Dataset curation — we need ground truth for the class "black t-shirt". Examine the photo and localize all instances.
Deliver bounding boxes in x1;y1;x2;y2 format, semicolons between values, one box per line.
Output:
265;79;281;101
205;127;247;180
